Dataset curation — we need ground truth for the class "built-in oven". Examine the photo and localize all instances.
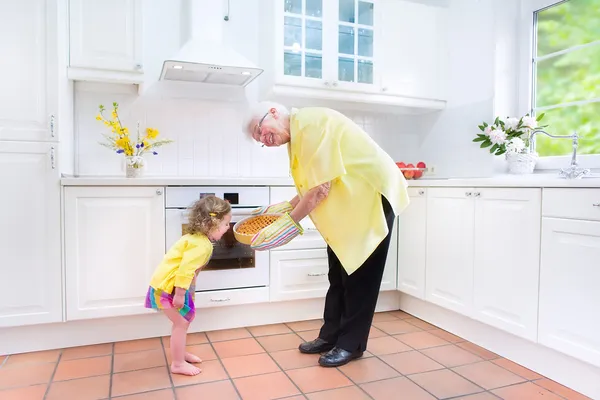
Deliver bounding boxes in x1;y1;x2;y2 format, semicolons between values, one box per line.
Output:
165;186;270;292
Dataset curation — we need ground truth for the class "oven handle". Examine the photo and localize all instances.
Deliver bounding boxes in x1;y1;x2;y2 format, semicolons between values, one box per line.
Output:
209;297;231;303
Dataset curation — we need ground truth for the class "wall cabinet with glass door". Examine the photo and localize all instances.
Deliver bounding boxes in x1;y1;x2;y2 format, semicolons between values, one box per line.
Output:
259;0;447;111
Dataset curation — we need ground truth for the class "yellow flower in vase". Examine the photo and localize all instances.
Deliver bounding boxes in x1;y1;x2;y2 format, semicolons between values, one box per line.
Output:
145;127;159;139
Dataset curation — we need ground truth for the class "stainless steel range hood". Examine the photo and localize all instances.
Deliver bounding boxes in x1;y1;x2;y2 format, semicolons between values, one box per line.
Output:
159;0;263;86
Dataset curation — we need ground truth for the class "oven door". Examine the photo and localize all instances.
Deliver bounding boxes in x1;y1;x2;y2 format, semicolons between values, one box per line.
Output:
165;207;269;292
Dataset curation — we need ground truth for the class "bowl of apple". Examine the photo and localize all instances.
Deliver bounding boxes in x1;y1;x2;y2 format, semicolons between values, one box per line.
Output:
395;161;427;180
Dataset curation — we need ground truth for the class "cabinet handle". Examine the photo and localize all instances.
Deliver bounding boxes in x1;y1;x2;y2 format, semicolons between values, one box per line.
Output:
324;81;330;86
381;87;388;92
135;63;143;70
593;203;600;207
50;146;56;169
210;297;231;302
307;272;326;277
418;189;425;196
474;192;481;197
156;189;163;195
49;115;55;137
465;191;472;197
332;81;338;87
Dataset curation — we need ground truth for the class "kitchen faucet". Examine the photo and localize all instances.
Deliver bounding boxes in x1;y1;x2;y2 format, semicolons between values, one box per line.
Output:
527;129;591;179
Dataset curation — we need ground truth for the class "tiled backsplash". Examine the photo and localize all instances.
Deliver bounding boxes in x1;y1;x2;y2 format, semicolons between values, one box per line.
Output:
74;83;422;177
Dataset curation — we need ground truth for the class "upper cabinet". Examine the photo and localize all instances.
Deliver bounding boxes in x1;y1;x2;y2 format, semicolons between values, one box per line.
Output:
259;0;447;113
0;0;59;142
68;0;144;84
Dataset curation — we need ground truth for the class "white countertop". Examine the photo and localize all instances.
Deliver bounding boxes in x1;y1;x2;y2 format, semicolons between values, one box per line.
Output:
61;174;600;188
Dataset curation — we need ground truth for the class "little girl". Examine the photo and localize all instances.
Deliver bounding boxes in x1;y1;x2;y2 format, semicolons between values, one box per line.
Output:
145;195;231;376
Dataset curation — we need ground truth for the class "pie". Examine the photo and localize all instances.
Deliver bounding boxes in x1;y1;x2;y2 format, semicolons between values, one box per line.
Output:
235;214;279;236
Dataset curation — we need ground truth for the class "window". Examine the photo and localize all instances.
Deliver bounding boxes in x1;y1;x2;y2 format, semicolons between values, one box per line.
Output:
531;0;600;159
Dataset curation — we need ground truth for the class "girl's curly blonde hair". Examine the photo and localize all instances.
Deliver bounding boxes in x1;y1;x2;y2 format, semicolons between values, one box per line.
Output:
186;195;231;236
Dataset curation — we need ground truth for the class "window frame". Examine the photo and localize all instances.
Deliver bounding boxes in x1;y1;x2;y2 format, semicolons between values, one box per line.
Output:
518;0;600;170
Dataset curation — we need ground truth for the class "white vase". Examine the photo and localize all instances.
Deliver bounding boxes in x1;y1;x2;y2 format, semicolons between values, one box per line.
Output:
506;152;537;175
125;156;145;178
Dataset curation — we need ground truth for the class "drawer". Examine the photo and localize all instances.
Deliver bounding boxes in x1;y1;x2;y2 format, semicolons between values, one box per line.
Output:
195;287;269;308
270;248;329;301
543;188;600;221
408;187;427;197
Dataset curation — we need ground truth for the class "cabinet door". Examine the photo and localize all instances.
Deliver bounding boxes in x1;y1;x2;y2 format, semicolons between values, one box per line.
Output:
473;188;541;341
0;0;58;141
378;0;446;100
276;0;329;87
270;248;329;301
69;0;143;72
398;188;427;299
64;186;165;320
425;188;475;316
0;142;61;327
380;216;398;291
539;217;600;367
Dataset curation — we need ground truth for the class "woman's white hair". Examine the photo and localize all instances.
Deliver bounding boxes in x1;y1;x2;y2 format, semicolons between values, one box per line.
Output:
241;101;290;137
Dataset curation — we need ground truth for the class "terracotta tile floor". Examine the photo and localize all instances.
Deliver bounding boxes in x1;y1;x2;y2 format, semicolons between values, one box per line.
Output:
0;311;591;400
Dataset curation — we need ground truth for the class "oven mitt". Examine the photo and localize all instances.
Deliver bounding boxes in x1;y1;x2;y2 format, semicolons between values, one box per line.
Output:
251;213;303;251
251;201;293;216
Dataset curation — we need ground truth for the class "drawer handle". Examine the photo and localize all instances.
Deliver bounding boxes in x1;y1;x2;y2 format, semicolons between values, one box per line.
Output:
307;272;326;277
593;203;600;207
418;189;425;196
210;297;231;302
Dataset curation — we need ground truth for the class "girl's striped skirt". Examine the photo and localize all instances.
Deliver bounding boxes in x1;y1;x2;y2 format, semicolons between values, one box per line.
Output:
144;285;196;322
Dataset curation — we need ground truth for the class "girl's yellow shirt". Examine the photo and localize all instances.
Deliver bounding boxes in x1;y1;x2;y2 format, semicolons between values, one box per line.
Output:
149;234;213;293
289;107;410;275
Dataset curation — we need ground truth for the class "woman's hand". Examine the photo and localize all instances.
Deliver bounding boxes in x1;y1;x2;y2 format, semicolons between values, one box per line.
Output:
290;181;331;223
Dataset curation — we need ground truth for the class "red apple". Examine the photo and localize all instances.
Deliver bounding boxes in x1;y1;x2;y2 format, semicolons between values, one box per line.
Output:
396;162;406;169
404;163;415;179
416;161;426;169
414;161;426;179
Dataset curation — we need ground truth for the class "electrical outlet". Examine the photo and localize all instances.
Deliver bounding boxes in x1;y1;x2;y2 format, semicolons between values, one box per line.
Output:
427;165;437;175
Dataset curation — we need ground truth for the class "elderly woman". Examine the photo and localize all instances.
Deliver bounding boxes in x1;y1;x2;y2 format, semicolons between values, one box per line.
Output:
243;102;410;367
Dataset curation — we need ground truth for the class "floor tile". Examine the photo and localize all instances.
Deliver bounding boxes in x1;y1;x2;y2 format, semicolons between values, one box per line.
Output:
372;312;400;322
421;344;484;367
372;320;422;335
380;351;444;375
307;385;371;400
0;384;47;400
287;365;352;393
535;378;592;400
269;349;321;370
113;349;166;373
165;344;217;364
233;371;300;400
339;357;400;384
111;366;171;397
61;343;113;360
0;362;55;389
53;355;111;381
492;381;563;400
453;361;526;390
221;353;280;378
257;333;303;352
286;319;323;332
170;359;228;387
389;310;413;319
366;336;412;356
491;358;542;380
429;328;465;343
177;380;240;400
368;326;387;339
0;356;5;365
212;338;265;359
114;389;175;400
394;331;449;349
405;317;438;330
457;342;499;360
248;323;292;337
206;328;252;342
408;368;484;399
296;330;320;342
114;338;162;354
454;393;500;399
361;376;436;400
3;350;60;366
46;375;110;400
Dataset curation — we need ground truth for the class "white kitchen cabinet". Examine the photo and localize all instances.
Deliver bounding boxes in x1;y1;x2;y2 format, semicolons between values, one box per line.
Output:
538;189;600;367
381;216;398;291
473;188;541;342
64;186;165;320
425;187;475;316
0;0;59;142
397;187;427;299
0;142;62;327
270;248;330;301
259;0;446;112
68;0;143;82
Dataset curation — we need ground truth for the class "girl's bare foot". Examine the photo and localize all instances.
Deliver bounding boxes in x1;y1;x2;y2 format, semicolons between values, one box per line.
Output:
171;361;202;376
185;352;202;363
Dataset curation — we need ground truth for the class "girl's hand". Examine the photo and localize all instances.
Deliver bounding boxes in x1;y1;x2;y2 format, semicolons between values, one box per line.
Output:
173;294;185;308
